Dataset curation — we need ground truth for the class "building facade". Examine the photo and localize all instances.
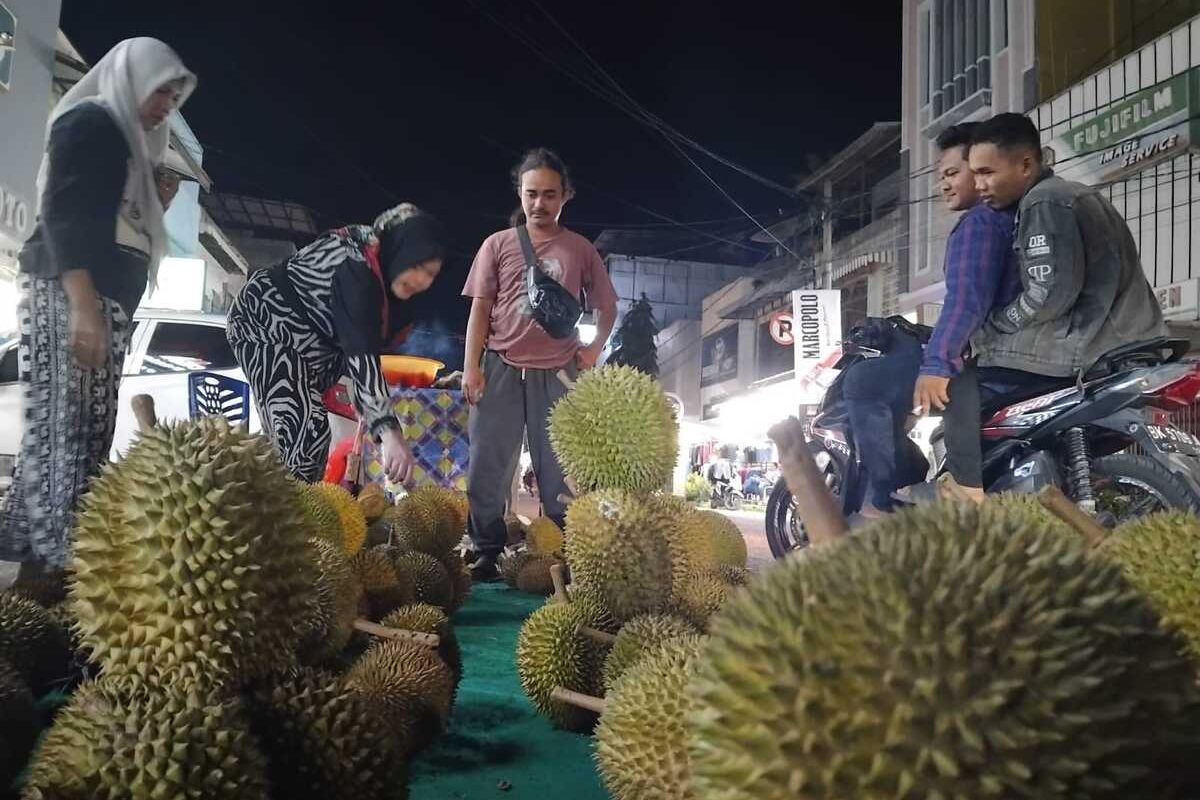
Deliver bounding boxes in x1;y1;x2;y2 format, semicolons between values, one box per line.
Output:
0;0;63;330
899;0;1036;321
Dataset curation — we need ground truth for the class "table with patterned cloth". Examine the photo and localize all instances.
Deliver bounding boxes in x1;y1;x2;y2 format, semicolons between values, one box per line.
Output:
361;388;469;490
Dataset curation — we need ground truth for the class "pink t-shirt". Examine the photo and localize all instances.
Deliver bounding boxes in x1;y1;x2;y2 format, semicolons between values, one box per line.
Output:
462;227;618;369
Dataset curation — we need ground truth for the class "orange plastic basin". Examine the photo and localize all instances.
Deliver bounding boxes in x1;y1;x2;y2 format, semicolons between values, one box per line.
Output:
380;355;444;388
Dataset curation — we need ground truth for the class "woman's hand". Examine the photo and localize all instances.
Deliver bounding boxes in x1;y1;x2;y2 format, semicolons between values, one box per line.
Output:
379;426;416;485
463;365;486;406
69;300;108;370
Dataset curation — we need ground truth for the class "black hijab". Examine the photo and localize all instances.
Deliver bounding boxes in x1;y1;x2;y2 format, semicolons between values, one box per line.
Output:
379;212;446;284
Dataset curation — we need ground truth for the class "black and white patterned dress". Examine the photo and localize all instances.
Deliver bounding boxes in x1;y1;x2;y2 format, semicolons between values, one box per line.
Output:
226;225;407;483
0;103;149;570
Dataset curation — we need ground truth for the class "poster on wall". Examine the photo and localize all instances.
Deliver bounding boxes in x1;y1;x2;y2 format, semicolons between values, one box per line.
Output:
791;289;843;405
700;326;738;388
1049;67;1198;187
756;310;795;381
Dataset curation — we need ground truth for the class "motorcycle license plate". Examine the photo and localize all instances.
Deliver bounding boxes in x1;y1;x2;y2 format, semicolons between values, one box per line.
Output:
1144;424;1200;455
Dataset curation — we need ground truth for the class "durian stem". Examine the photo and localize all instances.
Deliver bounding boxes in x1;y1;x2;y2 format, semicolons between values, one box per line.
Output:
555;370;576;391
768;416;849;546
576;624;617;645
550;563;570;603
131;394;158;432
1037;485;1108;548
352;619;441;647
551;686;606;713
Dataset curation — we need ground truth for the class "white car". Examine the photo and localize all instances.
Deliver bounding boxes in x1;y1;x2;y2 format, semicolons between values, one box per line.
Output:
0;307;358;486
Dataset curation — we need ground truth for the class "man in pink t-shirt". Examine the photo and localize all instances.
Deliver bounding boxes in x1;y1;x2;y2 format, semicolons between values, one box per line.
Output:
461;148;618;580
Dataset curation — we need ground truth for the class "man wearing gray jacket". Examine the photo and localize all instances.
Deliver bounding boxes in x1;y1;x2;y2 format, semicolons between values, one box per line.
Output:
937;112;1167;502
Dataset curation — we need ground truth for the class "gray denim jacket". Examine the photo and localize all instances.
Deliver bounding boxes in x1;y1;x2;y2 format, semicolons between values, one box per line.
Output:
971;170;1166;377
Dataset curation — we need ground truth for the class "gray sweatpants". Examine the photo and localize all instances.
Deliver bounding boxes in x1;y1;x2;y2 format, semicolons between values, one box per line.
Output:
467;351;576;556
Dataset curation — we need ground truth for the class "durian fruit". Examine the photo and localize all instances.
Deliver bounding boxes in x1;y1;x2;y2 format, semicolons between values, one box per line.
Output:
505;514;528;547
516;592;614;731
1102;511;1200;658
671;572;731;630
695;510;747;568
686;502;1200;800
548;364;678;493
309;481;369;556
246;668;408;800
565;491;675;623
0;590;71;694
0;658;38;794
602;613;699;692
22;680;269;800
10;565;67;607
526;517;565;556
70;418;316;690
345;638;455;758
516;554;564;596
298;480;344;547
350;546;416;620
416;486;470;540
393;488;460;559
500;550;534;587
661;502;721;596
380;604;461;684
595;635;706;800
356;482;389;523
393;551;454;611
366;506;400;548
714;565;750;587
301;537;365;665
442;554;473;615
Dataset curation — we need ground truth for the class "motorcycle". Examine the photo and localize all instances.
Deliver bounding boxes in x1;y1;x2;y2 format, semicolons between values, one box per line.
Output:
710;479;744;511
765;318;1200;559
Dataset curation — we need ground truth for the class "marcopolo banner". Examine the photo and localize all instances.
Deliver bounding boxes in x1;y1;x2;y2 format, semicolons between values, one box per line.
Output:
1049;67;1199;187
791;289;842;405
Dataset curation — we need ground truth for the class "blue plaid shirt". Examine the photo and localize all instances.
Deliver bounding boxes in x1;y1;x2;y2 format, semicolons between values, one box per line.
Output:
920;202;1021;377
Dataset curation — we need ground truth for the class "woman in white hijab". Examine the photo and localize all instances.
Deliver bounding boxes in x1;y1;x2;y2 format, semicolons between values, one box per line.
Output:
0;38;196;588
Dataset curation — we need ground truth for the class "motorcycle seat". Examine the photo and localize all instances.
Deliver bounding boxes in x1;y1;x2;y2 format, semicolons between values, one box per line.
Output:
980;376;1076;420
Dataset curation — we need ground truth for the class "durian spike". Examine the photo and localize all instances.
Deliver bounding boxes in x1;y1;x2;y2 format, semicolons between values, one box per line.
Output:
551;686;606;714
550;563;570;604
577;624;618;645
352;619;440;648
131;394;157;432
768;416;849;546
1037;485;1107;548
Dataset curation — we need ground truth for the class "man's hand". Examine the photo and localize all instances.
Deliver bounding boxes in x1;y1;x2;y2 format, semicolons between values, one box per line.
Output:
69;301;108;370
379;427;415;485
462;365;486;405
913;374;951;415
575;344;600;371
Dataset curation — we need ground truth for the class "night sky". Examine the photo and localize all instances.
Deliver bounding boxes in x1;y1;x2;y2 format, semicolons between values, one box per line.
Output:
60;1;901;366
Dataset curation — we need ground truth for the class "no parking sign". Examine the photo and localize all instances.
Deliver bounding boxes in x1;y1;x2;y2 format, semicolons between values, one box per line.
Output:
768;311;794;346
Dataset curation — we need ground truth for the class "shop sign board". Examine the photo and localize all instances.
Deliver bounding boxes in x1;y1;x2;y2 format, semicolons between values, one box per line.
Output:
1049;68;1198;187
792;290;842;405
1156;278;1200;320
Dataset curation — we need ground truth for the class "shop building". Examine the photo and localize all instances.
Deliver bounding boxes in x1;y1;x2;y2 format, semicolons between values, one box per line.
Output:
898;0;1035;321
0;0;63;330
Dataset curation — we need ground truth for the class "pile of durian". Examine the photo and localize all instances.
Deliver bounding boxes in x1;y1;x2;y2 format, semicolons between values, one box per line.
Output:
1;417;471;799
519;365;1200;799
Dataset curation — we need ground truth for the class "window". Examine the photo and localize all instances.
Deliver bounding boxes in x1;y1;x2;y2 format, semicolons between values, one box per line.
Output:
929;0;993;118
0;342;17;384
920;4;932;106
139;322;237;375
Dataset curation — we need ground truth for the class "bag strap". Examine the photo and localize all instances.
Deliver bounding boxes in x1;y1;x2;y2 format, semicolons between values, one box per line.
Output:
516;225;539;271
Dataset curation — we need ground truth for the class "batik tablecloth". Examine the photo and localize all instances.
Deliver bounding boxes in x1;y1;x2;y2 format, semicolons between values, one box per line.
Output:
361;388;469;490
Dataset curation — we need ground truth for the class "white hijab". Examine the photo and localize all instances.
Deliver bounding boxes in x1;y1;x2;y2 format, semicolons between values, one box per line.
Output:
36;37;197;287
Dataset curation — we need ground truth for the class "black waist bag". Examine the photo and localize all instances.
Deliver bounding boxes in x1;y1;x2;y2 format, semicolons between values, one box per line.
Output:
517;225;583;340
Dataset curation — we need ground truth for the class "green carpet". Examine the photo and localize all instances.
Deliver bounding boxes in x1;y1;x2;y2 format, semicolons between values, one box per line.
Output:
408;582;608;799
